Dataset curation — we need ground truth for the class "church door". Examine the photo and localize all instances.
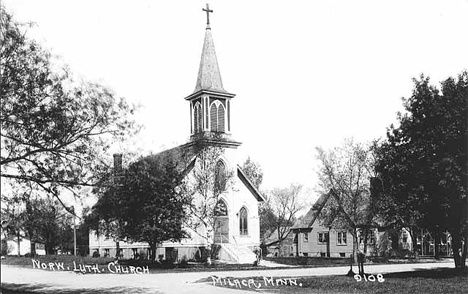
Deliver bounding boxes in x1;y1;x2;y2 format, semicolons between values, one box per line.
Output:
214;199;229;243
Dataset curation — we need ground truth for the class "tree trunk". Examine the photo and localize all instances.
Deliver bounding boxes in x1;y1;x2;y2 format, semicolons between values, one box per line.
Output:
434;232;440;260
17;232;21;256
463;223;468;268
452;233;462;268
30;241;36;257
461;238;467;268
353;232;359;265
115;240;120;259
277;228;282;257
150;245;157;262
408;227;418;259
363;228;368;254
452;229;467;268
391;230;399;253
347;231;358;276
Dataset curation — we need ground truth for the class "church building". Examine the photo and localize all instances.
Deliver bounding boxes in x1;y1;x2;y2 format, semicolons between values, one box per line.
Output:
89;5;265;263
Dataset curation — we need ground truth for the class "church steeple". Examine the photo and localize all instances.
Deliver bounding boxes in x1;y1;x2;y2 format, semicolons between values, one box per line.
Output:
194;26;226;93
185;4;238;146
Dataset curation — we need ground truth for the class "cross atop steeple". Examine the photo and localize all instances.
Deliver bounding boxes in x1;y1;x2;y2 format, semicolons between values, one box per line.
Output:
202;3;213;29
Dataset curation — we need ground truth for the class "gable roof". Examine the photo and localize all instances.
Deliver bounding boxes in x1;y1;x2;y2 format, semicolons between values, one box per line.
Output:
148;145;264;203
263;227;293;246
292;192;331;229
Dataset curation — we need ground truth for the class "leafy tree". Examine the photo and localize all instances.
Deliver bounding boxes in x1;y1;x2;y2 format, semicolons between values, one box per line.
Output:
315;139;376;271
375;72;468;268
22;196;74;254
240;157;276;240
241;156;263;189
266;183;304;255
258;203;278;242
87;181;126;258
2;190;74;255
0;6;139;208
1;193;25;255
90;155;189;261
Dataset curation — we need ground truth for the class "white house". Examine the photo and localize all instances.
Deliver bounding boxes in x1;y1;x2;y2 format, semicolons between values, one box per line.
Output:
2;234;45;256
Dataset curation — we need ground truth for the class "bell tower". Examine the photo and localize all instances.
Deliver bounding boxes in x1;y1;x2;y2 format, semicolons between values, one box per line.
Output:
184;4;240;148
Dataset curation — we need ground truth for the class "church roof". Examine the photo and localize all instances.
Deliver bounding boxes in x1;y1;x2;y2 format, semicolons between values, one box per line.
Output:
237;165;266;202
193;28;227;94
147;146;264;203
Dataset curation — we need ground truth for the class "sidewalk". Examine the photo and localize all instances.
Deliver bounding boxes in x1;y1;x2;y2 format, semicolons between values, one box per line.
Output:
1;261;455;294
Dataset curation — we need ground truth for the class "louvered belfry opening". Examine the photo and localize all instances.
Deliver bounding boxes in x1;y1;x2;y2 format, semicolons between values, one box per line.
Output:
193;102;203;133
210;101;225;133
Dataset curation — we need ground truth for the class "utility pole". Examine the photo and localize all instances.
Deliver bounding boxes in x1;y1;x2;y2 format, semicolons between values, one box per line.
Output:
70;204;77;256
73;210;77;256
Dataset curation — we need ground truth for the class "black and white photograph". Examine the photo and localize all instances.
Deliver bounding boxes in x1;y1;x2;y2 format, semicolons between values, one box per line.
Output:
1;0;467;293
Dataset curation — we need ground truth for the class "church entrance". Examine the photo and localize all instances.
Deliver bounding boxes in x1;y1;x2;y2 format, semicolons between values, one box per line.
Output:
213;199;229;243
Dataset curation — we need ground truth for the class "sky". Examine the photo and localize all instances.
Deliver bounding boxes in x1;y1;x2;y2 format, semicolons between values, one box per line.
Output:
3;0;468;206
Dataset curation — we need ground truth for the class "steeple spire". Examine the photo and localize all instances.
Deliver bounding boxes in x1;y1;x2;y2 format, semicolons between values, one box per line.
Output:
193;4;227;94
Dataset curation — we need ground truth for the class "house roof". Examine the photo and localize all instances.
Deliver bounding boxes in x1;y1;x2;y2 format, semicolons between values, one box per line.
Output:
292;193;331;229
263;227;293;246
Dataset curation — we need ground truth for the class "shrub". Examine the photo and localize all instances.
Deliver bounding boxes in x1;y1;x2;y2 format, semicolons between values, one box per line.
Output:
178;256;189;268
160;259;175;269
1;239;13;256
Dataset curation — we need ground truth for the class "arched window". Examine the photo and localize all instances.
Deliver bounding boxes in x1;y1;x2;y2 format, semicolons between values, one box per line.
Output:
210;101;225;132
194;102;202;133
214;160;226;193
239;207;248;235
214;199;228;216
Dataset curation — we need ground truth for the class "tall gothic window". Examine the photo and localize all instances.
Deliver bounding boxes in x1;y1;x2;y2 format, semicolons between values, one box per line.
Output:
239;207;248;235
210;101;225;132
214;160;226;193
194;102;202;133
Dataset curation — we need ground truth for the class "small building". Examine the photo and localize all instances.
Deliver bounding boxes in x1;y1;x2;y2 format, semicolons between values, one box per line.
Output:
1;235;45;256
263;227;295;257
291;194;353;257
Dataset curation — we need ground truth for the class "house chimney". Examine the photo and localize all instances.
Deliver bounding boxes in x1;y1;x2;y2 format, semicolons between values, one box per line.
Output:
113;153;123;176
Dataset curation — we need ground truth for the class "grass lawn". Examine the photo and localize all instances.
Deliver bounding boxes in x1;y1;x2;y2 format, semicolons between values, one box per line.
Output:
0;255;456;274
199;268;468;294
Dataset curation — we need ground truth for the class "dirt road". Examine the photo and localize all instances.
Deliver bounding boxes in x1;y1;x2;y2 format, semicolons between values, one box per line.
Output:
1;261;454;294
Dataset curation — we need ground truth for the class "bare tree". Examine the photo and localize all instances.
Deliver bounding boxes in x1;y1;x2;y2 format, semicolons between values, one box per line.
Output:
183;134;235;263
267;183;304;256
315;138;375;274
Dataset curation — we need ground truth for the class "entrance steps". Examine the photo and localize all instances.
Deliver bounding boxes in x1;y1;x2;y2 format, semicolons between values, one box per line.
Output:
219;244;257;264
